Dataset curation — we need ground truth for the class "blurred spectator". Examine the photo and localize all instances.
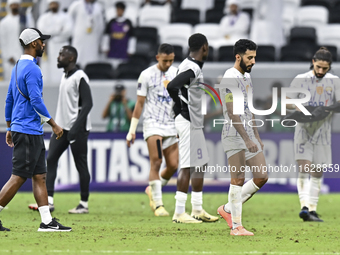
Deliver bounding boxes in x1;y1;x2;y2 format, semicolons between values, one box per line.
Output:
0;0;34;81
219;0;250;44
102;2;134;67
37;0;73;83
102;84;135;132
68;0;105;68
264;82;291;132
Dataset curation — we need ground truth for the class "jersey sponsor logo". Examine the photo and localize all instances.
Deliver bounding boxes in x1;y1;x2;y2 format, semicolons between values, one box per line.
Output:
316;86;323;95
137;83;142;90
157;95;172;103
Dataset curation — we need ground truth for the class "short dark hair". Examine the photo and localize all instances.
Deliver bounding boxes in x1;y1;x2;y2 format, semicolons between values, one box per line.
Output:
158;43;174;55
62;45;78;62
188;33;208;52
19;39;30;49
233;39;257;57
115;2;126;10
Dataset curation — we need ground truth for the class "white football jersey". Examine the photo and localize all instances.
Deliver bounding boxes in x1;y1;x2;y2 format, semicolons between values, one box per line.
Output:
137;64;177;135
220;67;254;139
289;70;340;145
176;57;205;129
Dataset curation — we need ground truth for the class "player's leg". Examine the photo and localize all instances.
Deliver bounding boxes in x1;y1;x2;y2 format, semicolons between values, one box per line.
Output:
31;135;71;232
190;164;219;222
33;173;72;232
45;132;69;208
297;159;312;221
146;135;168;215
161;138;179;186
68;130;90;214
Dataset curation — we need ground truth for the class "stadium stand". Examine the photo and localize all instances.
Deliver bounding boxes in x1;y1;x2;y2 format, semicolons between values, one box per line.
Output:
115;62;146;79
296;6;328;28
255;45;276;62
218;46;234;62
138;5;171;29
84;63;115;80
300;0;332;10
205;9;224;23
171;9;200;26
159;23;193;49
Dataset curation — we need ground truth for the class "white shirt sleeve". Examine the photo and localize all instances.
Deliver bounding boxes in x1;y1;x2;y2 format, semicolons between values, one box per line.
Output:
137;71;148;97
334;77;340;102
288;75;302;99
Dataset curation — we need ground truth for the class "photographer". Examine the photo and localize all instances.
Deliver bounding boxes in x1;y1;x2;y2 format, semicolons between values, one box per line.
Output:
102;84;135;132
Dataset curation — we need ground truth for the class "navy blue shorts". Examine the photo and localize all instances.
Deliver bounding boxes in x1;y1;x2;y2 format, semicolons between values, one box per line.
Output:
11;132;47;178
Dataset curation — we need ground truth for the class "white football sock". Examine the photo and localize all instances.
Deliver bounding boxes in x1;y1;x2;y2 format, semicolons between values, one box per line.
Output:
297;172;310;209
191;191;203;212
160;176;169;187
149;180;163;208
229;184;242;229
309;176;321;211
80;200;88;208
174;191;187;215
224;179;259;213
48;196;54;205
0;205;3;213
38;206;52;225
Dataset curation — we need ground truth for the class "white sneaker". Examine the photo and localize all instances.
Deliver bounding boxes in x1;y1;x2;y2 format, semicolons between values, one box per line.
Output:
68;204;88;214
172;212;202;223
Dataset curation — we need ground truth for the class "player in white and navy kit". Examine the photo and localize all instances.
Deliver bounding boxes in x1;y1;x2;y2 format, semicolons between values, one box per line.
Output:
287;47;340;222
217;39;268;236
167;34;218;224
126;44;179;217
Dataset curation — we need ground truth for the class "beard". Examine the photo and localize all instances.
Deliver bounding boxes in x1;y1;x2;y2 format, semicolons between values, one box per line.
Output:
240;58;253;73
314;67;326;78
36;48;44;57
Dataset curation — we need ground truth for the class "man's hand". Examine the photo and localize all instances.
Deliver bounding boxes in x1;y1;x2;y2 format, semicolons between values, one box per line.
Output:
6;131;14;147
257;137;264;151
52;125;63;139
245;138;258;153
126;133;136;148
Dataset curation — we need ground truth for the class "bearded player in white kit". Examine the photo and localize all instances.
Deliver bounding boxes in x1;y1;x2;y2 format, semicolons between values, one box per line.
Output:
286;47;340;222
217;39;268;235
126;44;179;217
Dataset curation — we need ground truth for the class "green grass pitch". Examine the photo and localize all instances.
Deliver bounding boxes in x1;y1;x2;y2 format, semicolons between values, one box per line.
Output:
1;192;340;254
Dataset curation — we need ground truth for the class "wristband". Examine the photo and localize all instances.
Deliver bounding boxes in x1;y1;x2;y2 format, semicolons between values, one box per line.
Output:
126;117;139;141
6;127;11;131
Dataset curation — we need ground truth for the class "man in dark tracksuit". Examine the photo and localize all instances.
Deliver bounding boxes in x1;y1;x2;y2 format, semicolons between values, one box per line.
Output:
29;45;93;214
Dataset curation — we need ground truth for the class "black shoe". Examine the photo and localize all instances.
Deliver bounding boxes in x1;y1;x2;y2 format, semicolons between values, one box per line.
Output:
308;211;324;222
38;218;72;232
0;220;10;231
299;206;310;221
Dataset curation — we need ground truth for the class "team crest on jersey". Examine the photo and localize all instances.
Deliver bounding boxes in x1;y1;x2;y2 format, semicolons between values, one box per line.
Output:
137;83;142;90
325;86;333;94
163;80;170;88
316;86;323;95
246;85;250;93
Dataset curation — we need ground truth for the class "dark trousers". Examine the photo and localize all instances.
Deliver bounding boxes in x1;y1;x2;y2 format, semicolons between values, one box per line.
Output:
46;128;90;202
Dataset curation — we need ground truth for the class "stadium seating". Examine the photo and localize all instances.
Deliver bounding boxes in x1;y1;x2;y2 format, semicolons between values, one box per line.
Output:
134;27;159;57
280;44;316;61
213;0;226;10
159;23;193;49
193;23;223;50
205;9;224;23
218;46;234;62
128;54;152;66
289;27;317;46
318;24;340;57
84;63;114;80
181;0;214;22
255;45;276;62
296;6;328;28
300;0;331;10
282;0;300;36
115;62;146;79
138;5;171;29
329;8;340;23
171;9;200;26
207;46;215;62
173;45;185;62
319;45;337;61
